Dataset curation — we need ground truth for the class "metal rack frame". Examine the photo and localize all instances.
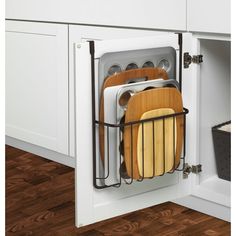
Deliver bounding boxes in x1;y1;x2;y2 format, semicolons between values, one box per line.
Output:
89;34;189;189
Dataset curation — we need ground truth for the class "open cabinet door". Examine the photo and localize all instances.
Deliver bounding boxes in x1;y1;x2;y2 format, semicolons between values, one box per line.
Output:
75;34;191;227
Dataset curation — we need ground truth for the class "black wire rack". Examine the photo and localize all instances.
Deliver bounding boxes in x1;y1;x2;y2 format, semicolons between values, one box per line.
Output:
89;34;189;189
94;108;188;189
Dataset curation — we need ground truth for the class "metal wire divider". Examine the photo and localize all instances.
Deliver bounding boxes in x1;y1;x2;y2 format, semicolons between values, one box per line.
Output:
93;108;189;189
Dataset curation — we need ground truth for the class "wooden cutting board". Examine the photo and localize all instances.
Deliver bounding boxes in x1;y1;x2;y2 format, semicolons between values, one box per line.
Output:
124;87;184;179
99;68;169;162
137;108;177;178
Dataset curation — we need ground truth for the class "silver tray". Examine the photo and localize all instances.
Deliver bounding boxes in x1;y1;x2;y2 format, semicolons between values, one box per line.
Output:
103;79;179;185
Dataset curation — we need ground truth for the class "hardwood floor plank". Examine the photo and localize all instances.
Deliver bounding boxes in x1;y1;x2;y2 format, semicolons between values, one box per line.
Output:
6;146;230;235
6;210;55;234
179;217;230;236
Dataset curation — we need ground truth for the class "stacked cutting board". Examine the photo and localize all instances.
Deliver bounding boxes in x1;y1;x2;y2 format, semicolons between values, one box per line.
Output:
99;68;184;182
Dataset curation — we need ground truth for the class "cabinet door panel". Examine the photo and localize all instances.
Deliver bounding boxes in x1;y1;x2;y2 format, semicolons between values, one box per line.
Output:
6;21;69;155
187;0;230;34
75;34;191;227
6;0;186;31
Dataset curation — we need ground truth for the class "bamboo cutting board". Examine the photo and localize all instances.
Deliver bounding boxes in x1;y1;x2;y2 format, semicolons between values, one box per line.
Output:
137;108;177;178
124;87;184;179
99;68;169;162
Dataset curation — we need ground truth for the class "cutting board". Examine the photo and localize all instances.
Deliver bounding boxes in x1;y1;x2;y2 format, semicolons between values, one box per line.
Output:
137;108;177;178
124;87;184;179
99;68;169;162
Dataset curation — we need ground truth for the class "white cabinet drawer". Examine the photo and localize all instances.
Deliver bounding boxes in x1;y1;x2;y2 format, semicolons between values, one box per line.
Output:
187;0;230;34
5;20;69;155
6;0;187;31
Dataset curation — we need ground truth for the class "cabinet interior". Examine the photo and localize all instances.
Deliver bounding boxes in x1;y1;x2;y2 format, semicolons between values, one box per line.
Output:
198;39;231;197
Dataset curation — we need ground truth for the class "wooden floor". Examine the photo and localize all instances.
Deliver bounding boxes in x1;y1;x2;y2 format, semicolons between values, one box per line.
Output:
6;145;230;236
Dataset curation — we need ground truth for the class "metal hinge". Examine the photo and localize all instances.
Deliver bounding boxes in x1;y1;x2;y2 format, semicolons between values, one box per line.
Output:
184;52;203;68
183;163;202;179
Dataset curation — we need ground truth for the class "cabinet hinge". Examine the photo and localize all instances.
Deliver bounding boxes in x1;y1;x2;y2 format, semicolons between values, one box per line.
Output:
184;52;203;68
183;163;202;179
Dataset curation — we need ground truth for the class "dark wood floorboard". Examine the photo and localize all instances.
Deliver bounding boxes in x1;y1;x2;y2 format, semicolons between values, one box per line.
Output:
6;145;231;236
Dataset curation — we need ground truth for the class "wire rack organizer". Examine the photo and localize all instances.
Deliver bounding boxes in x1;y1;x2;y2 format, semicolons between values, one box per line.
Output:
89;34;189;189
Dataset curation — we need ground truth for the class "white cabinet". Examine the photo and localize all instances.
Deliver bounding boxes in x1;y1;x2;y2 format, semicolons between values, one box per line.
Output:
187;0;230;34
5;21;69;155
72;29;230;227
5;20;231;228
6;0;187;31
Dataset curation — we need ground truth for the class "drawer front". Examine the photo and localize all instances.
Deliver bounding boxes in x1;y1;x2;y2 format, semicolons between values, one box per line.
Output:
6;0;187;31
187;0;230;34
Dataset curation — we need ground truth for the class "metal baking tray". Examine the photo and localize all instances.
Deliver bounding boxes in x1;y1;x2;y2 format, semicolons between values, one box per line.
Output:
103;79;179;185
